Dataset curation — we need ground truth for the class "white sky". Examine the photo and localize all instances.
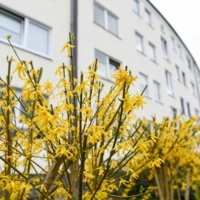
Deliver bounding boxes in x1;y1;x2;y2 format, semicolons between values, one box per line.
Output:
149;0;200;67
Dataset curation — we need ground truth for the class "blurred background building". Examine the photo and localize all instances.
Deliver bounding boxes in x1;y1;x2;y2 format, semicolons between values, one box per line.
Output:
0;0;200;121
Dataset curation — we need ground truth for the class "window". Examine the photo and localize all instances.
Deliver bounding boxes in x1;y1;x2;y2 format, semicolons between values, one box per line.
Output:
94;4;105;27
139;73;148;96
171;37;176;50
177;45;182;57
0;9;51;56
95;50;120;80
153;81;161;101
161;25;165;34
132;0;140;15
195;109;199;118
165;70;173;95
161;38;169;60
187;102;191;117
182;72;186;86
191;82;196;96
94;3;119;36
170;106;177;118
145;9;152;26
187;58;191;69
107;12;118;35
135;32;144;53
180;97;185;115
149;43;156;62
175;65;181;81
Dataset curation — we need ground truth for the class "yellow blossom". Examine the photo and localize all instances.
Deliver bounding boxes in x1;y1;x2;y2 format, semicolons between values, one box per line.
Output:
12;58;26;80
61;43;75;57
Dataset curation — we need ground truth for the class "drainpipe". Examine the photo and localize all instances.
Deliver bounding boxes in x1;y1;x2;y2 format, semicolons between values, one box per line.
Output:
71;0;78;79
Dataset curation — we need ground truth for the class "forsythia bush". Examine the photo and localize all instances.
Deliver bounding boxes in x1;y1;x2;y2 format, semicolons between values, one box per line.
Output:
0;34;158;200
126;116;200;200
0;34;200;200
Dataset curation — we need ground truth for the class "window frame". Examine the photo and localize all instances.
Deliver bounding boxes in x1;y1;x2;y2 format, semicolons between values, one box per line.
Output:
171;37;176;51
132;0;140;15
0;8;52;58
187;57;191;69
195;109;199;119
153;80;161;101
161;37;169;60
149;42;156;62
191;81;196;96
175;65;181;81
93;2;119;36
182;71;187;86
139;73;149;97
145;9;152;26
94;50;120;81
186;102;191;117
165;70;173;95
180;97;185;115
135;32;144;53
177;45;182;57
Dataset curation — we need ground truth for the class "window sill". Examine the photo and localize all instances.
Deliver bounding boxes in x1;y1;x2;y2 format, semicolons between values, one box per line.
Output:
163;57;170;63
93;22;122;40
192;93;197;98
150;59;158;65
167;91;175;98
132;11;142;19
146;23;154;30
177;78;181;83
136;49;146;56
143;94;151;99
155;99;163;105
0;39;53;60
173;48;177;53
100;76;115;83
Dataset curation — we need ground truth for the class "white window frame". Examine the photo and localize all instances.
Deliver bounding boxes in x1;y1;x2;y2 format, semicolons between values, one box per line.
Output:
180;97;185;115
191;81;196;96
171;37;176;50
149;42;156;62
139;73;149;96
186;102;191;117
177;45;182;57
135;32;144;53
182;71;187;86
175;65;181;81
165;70;173;95
132;0;140;15
94;50;120;81
161;37;169;60
187;57;191;69
0;8;52;58
145;9;152;26
93;2;119;36
195;109;199;119
153;81;161;101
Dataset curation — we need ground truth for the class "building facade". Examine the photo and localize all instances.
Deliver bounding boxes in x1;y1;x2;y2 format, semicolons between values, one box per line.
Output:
0;0;200;121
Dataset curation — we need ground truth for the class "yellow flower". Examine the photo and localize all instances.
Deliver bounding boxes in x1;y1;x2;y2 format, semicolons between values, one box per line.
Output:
55;66;63;76
43;80;54;95
33;106;50;130
110;66;139;86
61;43;75;57
133;93;147;109
73;80;90;94
12;58;26;80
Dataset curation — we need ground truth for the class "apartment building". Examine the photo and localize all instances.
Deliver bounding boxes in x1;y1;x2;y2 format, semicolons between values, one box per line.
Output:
0;0;200;121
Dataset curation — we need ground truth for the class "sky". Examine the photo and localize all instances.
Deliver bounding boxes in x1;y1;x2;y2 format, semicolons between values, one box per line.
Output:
149;0;200;67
